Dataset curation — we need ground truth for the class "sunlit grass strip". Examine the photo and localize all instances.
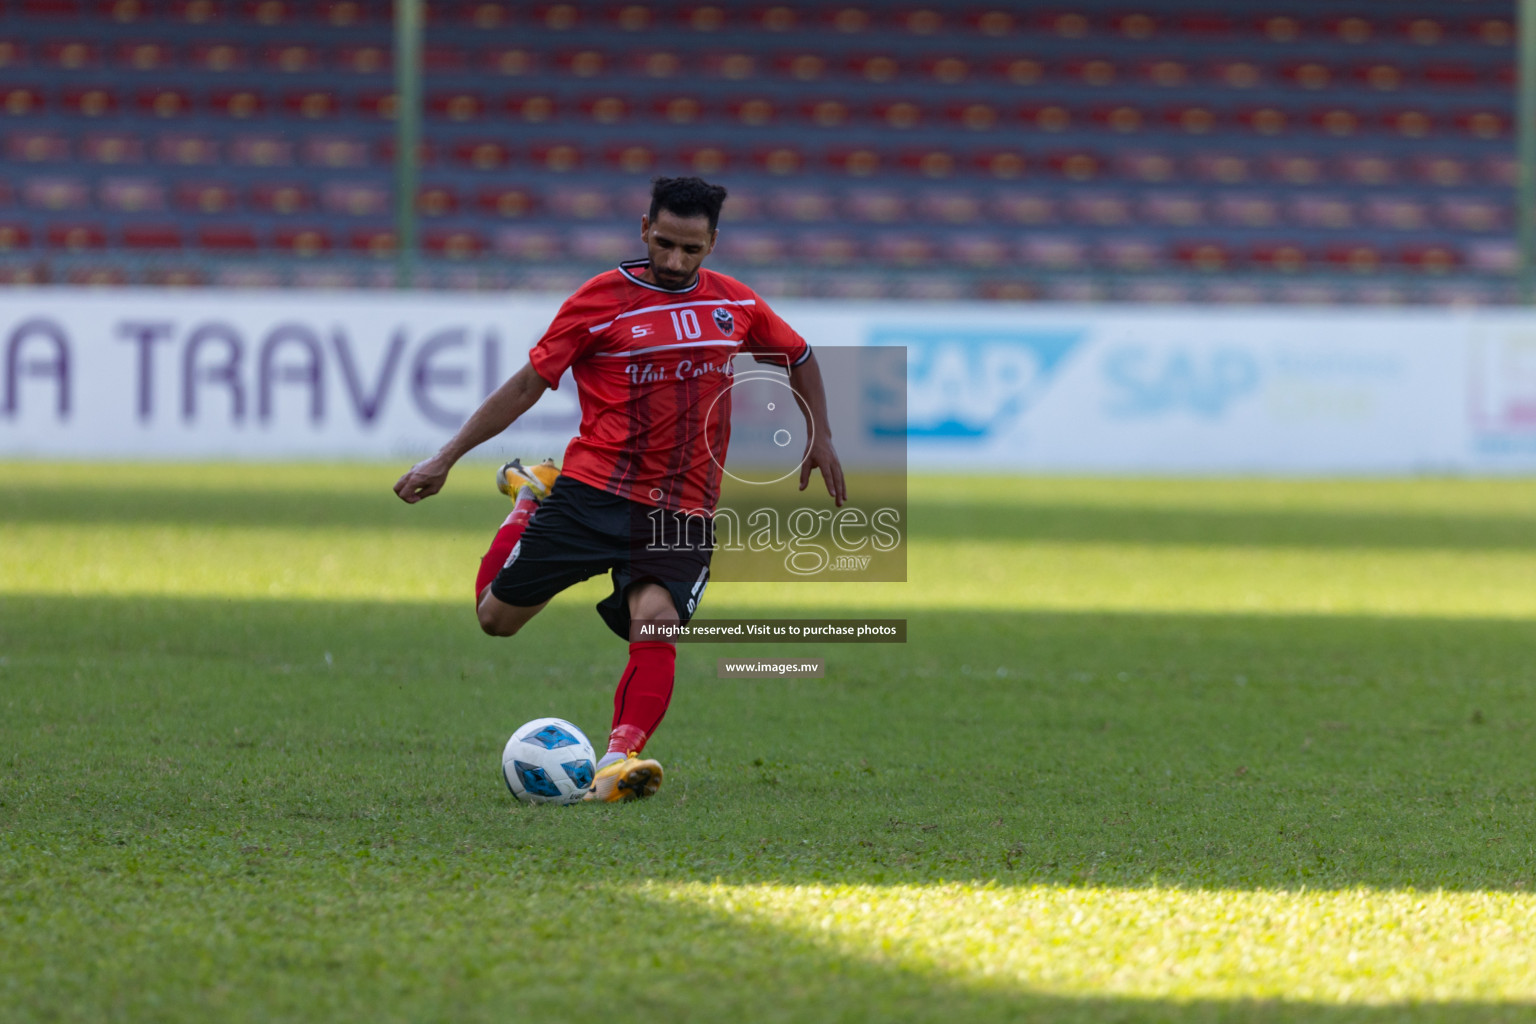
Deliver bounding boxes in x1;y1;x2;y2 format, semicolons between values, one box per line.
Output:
653;882;1536;1005
7;523;1536;620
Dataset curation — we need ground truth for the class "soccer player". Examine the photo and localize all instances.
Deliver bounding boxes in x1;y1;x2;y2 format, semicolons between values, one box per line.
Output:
393;176;846;802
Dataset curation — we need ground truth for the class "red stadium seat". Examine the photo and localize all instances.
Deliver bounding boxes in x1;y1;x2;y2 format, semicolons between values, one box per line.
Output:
1414;155;1471;188
250;182;310;213
1214;193;1279;227
606;3;652;31
845;54;900;84
68;266;131;286
284;90;339;119
48;222;107;250
1175;240;1235;272
678;145;731;174
99;178;164;213
529;141;582;172
1;87;46;116
1164;105;1221;135
174;181;237;213
1422;63;1479;88
428;91;485;122
424;229;486;259
209;89;265;118
1238;106;1289;135
869;232;934;267
423;46;468;73
1484;155;1517;187
826;147;882;177
416;185;458;217
1399;17;1445;46
1092;104;1146;134
23;0;83;17
899;149;956;178
100;0;148;23
452;139;510;170
753;5;800;32
355;91;396;119
171;0;224;23
320;180;386;217
1209;59;1264;89
336;45;388;74
242;0;290;25
1020;103;1073;132
1310;107;1362;137
992;56;1046;86
190;43;245;71
264;44;321;73
1139;59;1190;87
872;99;923;130
8;132;70;162
653;95;707;125
558;48;609;77
43;40;101;68
604;143;655;174
274;227;331;256
1069;192;1132;226
491;227;561;261
1400;244;1460;274
506;94;559;123
197;225;258;250
799;231;862;267
717;229;786;264
534;3;581;30
1380;108;1435;138
1325;242;1385;273
0;223;33;250
320;0;367;26
844;189;906;223
944;101;998;131
629;50;682;79
62;87;119;117
1352;62;1405;92
229;134;293;166
973;150;1026;180
947;235;1010;268
483;46;537;76
136;88;192;118
348;227;395;256
1034;9;1092;37
0;41;23;70
822;6;874;33
1438;198;1503;233
115;42;172;70
1111;12;1158;39
154;132;218;165
1457;110;1508;140
122;223;182;249
1064;57;1118;87
459;0;509;28
568;227;631;262
1097;238;1164;272
1281;61;1334;90
80;132;144;164
774;52;828;82
767;187;833;223
752;146;804;176
677;4;729;31
1267;154;1322;185
146;267;208;287
1324;15;1375;44
22;176;89;210
1471;16;1513;46
476;185;536;218
921;55;971;85
582;95;632;124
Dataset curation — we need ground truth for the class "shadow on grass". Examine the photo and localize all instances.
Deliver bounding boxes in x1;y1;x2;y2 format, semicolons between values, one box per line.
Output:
8;480;1536;552
4;594;1533;896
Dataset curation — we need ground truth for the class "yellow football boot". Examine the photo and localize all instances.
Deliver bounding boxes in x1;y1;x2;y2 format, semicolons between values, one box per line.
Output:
582;753;663;803
496;457;560;502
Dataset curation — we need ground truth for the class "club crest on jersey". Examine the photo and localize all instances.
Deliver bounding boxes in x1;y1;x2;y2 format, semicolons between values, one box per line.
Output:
712;307;735;336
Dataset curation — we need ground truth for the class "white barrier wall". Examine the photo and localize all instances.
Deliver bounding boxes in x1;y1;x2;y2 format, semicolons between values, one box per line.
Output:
3;289;1535;472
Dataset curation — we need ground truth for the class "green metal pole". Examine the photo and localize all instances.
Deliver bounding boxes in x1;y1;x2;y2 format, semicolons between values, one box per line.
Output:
1520;0;1536;303
394;0;422;288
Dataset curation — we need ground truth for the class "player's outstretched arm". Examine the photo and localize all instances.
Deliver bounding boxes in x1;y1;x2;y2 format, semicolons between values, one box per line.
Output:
393;361;551;503
788;351;847;507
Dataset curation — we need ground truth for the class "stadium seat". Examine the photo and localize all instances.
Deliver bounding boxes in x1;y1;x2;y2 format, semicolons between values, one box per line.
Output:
1065;58;1119;88
197;224;259;251
1364;197;1428;231
1399;17;1445;46
869;232;934;267
559;49;610;78
44;40;102;69
1471;16;1513;46
337;45;389;74
1141;192;1205;226
992;191;1057;225
8;132;70;163
115;41;171;70
242;0;290;25
100;0;147;23
1;87;46;115
1092;105;1146;134
264;44;320;73
944;101;997;132
993;56;1045;86
1164;105;1221;135
1288;195;1354;229
62;87;120;117
1111;11;1158;38
1267;154;1323;185
451;139;510;170
67;266;132;286
0;224;33;250
1324;242;1385;273
845;189;905;223
284;90;340;120
1353;62;1405;92
1421;63;1479;88
155;133;219;165
273;226;331;256
769;188;834;222
1037;10;1092;38
582;95;632;124
678;145;730;174
1019;235;1088;270
1020;103;1073;133
304;135;369;168
1191;152;1252;184
1414;155;1470;187
920;56;971;86
230;135;294;166
827;147;882;178
752;146;804;176
800;231;861;266
1174;240;1235;272
23;176;90;211
1336;153;1397;185
1238;106;1290;136
1119;151;1178;183
775;53;828;82
946;235;1010;268
631;51;681;79
900;149;956;178
600;143;652;174
1097;237;1164;272
1139;59;1190;88
484;46;537;76
99;178;164;212
1484;155;1517;187
846;54;900;84
249;183;310;214
1400;243;1460;274
1324;15;1375;44
1456;111;1507;140
545;186;611;220
320;0;366;26
424;228;486;259
0;41;23;69
209;89;266;118
567;226;630;262
491;226;561;260
122;223;182;249
1048;151;1102;182
417;185;457;217
1215;193;1280;227
972;150;1027;180
1438;198;1503;233
1381;109;1436;139
319;180;386;217
47;223;108;250
1069;192;1132;226
348;227;395;256
190;43;246;71
506;94;559;123
1281;61;1334;90
915;190;982;224
175;181;238;213
136;88;193;118
654;96;706;125
475;185;535;218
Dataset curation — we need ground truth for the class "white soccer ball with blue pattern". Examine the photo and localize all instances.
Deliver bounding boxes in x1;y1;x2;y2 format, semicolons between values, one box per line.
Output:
501;718;597;805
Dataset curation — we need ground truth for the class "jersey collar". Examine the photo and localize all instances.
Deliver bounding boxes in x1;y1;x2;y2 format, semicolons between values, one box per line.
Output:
618;259;702;294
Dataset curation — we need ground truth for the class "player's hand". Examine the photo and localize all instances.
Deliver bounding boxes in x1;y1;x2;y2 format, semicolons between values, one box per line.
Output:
394;455;451;504
799;438;847;507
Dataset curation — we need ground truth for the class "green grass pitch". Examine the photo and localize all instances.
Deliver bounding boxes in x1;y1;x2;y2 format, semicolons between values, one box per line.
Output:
3;463;1536;1022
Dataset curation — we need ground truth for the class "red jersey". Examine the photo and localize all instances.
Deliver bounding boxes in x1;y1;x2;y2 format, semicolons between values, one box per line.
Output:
528;259;810;513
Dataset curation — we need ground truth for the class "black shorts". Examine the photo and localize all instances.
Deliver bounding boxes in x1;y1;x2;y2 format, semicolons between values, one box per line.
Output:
489;476;713;640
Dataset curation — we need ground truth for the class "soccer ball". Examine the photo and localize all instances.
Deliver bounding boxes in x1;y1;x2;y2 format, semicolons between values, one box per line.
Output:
501;718;597;805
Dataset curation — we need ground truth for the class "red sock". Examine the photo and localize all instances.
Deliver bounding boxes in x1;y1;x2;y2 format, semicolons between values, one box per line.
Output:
608;641;676;755
474;495;538;601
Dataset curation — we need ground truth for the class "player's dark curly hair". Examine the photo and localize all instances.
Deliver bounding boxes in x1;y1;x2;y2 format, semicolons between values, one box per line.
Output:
650;176;729;231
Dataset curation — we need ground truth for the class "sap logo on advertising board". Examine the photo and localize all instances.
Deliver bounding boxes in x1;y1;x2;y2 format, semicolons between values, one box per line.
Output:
1102;346;1260;418
867;327;1083;439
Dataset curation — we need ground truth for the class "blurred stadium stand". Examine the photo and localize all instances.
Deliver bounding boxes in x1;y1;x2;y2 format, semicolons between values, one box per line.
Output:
0;0;1519;302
